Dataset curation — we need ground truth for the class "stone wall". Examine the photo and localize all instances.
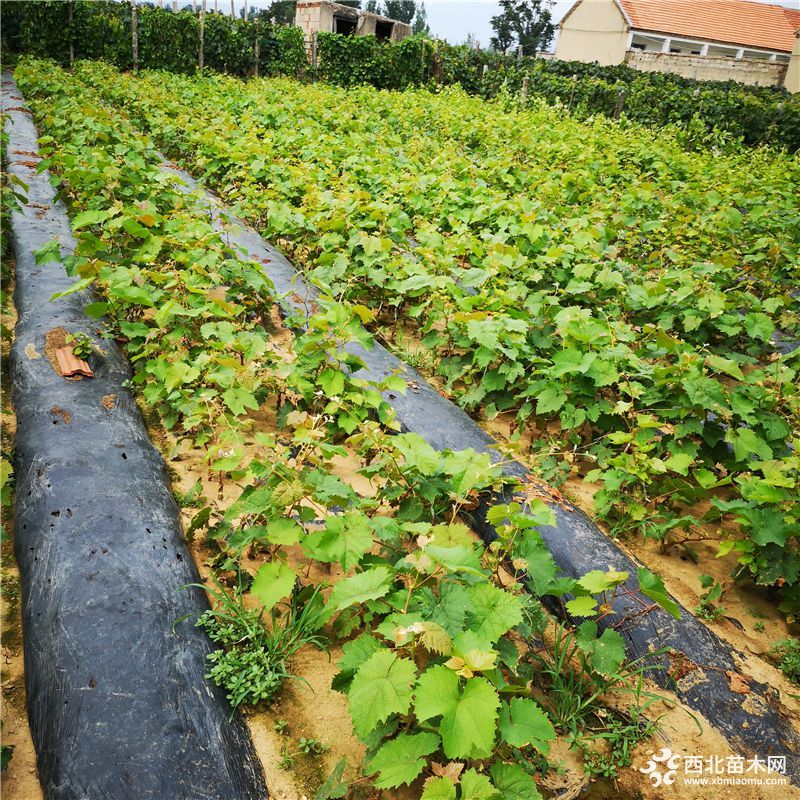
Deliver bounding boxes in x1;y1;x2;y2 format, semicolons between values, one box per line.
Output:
626;50;788;88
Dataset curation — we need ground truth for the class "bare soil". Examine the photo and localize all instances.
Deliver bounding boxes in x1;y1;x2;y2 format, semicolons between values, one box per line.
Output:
1;265;44;800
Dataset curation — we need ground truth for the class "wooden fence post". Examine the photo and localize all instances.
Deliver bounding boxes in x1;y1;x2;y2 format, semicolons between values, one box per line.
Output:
68;0;74;67
520;74;529;108
243;3;248;21
311;29;318;78
517;44;523;62
482;63;488;79
199;0;206;70
173;0;178;13
214;0;218;12
130;0;139;71
230;0;235;17
254;16;260;77
568;73;577;110
614;89;626;119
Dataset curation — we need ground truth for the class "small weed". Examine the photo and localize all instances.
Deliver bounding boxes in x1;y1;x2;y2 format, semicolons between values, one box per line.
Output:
525;618;664;733
385;326;438;373
695;575;725;621
273;719;290;735
771;638;800;685
753;621;765;633
191;577;327;715
174;479;205;508
277;736;328;771
298;736;327;756
278;745;295;771
1;743;13;772
65;331;93;359
576;706;659;779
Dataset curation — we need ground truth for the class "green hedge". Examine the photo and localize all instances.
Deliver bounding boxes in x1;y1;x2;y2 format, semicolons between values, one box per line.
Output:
2;1;306;78
316;32;800;151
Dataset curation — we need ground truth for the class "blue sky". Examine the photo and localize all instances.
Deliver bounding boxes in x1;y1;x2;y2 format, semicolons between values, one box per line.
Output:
425;1;572;47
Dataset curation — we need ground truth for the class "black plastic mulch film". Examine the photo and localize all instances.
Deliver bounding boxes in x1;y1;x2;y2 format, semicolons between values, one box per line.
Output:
2;75;268;800
3;71;799;796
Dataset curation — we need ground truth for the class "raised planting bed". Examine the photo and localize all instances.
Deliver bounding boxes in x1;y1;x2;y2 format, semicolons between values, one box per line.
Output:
2;72;267;800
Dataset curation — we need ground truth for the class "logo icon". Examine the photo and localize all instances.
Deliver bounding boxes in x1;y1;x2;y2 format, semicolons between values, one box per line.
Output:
640;748;682;787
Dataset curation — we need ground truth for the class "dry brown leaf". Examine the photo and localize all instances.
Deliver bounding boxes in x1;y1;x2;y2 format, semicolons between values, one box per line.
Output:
431;762;464;783
726;670;751;694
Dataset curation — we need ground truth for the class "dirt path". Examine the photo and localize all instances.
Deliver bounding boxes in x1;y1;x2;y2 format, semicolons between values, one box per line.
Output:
0;265;43;800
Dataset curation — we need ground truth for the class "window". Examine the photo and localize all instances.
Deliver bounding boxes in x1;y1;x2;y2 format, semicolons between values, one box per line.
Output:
334;16;357;35
375;20;394;40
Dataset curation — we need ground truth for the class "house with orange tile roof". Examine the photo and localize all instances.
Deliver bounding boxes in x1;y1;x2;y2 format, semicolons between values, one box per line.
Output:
555;0;800;91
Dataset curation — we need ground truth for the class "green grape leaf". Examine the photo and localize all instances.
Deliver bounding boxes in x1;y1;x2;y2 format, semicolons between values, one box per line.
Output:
348;650;417;738
498;698;555;753
489;762;542;800
421;776;456;800
565;596;598;617
535;385;567;415
637;567;681;619
302;511;373;571
460;768;501;800
326;567;394;615
466;583;523;643
250;560;295;611
319;368;346;397
414;665;499;759
264;518;303;545
72;208;111;230
576;569;628;594
415;582;471;637
366;732;441;788
222;386;259;416
575;621;626;675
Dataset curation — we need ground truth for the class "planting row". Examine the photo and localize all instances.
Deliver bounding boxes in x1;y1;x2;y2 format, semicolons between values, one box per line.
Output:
66;59;800;618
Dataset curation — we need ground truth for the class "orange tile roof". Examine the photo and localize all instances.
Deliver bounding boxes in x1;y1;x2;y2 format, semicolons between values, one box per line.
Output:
618;0;800;52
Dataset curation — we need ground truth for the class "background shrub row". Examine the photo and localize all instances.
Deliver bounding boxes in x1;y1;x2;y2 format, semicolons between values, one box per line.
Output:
316;33;800;151
1;0;306;77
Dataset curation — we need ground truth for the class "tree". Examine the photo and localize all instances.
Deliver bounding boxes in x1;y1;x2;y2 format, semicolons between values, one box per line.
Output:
251;1;295;24
383;0;415;23
490;0;555;55
338;0;362;7
267;1;296;25
489;14;514;52
365;0;382;12
412;2;429;35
